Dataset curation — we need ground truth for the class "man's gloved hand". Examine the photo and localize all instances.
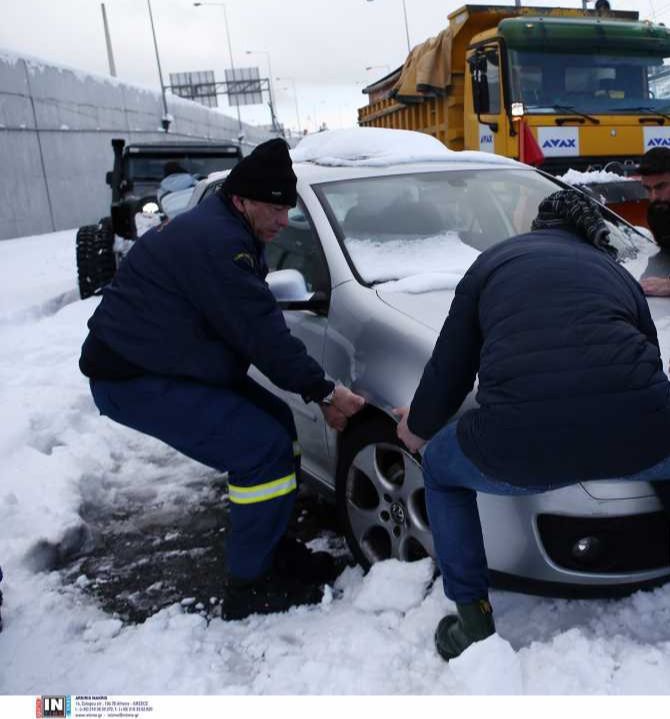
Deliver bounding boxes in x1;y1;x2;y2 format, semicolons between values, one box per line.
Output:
640;276;670;296
319;386;366;431
393;406;427;453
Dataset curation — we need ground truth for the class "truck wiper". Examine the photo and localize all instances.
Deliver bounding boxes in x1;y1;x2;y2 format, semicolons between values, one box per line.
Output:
624;106;670;123
551;105;600;125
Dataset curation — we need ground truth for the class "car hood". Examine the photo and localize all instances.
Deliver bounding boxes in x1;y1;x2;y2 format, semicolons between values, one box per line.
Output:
376;288;455;332
376;249;670;352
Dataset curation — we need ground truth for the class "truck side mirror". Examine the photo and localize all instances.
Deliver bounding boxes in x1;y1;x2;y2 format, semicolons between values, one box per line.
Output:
469;54;490;115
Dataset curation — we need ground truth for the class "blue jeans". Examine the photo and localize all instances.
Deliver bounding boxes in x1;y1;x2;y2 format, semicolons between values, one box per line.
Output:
91;375;299;580
422;422;670;604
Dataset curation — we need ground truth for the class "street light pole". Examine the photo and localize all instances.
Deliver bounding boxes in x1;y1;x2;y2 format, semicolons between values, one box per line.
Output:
246;50;281;134
147;0;170;131
193;2;243;135
100;3;117;77
277;76;302;136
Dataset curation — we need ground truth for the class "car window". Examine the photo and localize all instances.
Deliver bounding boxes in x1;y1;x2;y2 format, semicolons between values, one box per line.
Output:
265;200;330;293
160;187;196;219
313;168;644;289
200;180;225;202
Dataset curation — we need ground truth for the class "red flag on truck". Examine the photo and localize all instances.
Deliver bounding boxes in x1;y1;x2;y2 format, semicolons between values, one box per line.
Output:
519;120;544;166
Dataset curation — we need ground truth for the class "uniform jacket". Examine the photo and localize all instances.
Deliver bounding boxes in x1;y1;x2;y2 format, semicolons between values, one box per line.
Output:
408;228;670;485
80;192;333;403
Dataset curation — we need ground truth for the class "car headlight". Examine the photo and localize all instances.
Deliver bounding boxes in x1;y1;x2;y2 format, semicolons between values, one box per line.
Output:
141;201;160;214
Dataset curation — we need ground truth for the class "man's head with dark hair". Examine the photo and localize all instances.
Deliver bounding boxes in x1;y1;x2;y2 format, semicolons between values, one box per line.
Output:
639;147;670;177
640;148;670;248
163;161;188;178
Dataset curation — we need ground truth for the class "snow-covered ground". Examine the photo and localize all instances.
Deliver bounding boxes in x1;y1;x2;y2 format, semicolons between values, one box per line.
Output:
1;229;670;696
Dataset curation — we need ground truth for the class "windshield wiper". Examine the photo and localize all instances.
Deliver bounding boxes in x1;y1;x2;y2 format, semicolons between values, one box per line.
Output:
623;106;670;123
550;105;600;125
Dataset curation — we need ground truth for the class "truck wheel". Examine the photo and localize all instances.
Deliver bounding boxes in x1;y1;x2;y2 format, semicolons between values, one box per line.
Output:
76;217;116;299
336;417;434;570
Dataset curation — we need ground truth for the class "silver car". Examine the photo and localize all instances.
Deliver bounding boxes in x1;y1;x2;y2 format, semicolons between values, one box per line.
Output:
187;155;670;596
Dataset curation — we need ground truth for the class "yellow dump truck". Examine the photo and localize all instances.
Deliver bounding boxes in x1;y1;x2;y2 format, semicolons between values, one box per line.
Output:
359;3;670;226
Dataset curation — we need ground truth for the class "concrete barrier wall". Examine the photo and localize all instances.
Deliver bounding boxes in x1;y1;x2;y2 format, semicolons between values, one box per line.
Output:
0;51;273;240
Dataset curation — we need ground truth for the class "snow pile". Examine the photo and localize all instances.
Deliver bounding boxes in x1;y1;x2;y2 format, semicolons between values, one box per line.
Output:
2;229;670;695
345;233;480;293
0;230;78;323
559;168;636;186
352;559;434;613
291;127;518;168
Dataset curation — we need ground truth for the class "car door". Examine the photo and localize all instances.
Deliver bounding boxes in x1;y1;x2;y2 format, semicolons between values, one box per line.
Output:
253;198;332;476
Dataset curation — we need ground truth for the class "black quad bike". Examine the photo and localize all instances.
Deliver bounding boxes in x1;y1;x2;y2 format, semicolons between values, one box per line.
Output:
76;138;243;299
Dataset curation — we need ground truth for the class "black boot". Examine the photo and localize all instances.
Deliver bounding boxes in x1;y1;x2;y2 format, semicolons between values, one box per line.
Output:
434;599;495;662
272;536;339;584
221;570;323;621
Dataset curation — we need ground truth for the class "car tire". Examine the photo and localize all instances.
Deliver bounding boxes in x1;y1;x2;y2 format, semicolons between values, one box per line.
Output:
76;217;116;299
336;416;434;570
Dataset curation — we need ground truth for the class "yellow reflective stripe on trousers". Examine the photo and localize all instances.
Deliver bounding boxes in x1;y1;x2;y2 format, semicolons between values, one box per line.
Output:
228;472;297;505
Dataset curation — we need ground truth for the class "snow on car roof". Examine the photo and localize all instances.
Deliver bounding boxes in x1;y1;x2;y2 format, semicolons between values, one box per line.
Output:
290;127;519;168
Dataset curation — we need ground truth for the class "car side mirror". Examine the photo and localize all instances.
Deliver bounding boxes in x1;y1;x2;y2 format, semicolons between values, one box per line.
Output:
267;269;328;311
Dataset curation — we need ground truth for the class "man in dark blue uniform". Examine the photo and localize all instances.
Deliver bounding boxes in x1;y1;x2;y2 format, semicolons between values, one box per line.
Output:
395;189;670;661
79;139;365;619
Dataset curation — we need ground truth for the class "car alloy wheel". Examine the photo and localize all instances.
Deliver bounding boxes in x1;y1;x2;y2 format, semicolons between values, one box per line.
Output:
336;418;434;569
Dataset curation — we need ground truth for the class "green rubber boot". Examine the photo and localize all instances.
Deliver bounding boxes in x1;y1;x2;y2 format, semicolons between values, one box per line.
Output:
434;599;495;662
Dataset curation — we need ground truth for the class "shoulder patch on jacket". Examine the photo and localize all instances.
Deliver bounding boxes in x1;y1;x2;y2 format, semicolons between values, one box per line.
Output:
233;252;256;271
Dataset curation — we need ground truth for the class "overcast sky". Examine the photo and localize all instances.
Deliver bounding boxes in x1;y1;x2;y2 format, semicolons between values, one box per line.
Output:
0;0;663;133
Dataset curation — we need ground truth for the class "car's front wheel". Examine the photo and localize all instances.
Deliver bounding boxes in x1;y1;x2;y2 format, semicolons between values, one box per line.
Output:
336;417;434;569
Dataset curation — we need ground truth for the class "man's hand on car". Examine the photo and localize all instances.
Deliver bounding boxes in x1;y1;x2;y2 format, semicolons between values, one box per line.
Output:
393;406;427;453
640;276;670;296
320;386;366;431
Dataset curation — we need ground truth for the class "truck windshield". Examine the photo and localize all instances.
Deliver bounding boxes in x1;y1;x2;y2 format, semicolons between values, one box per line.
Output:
509;49;670;114
126;154;240;181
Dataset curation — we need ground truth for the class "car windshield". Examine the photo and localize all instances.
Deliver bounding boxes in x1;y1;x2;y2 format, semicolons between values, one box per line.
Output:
509;49;670;114
314;168;646;292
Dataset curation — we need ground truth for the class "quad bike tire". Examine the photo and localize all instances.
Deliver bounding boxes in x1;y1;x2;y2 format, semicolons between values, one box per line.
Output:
76;217;116;299
335;416;434;570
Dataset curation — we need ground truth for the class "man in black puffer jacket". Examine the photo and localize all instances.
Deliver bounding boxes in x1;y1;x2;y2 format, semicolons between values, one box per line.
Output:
80;139;365;619
394;189;670;662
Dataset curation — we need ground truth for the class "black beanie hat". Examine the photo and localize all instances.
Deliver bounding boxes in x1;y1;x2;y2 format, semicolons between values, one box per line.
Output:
223;138;297;207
